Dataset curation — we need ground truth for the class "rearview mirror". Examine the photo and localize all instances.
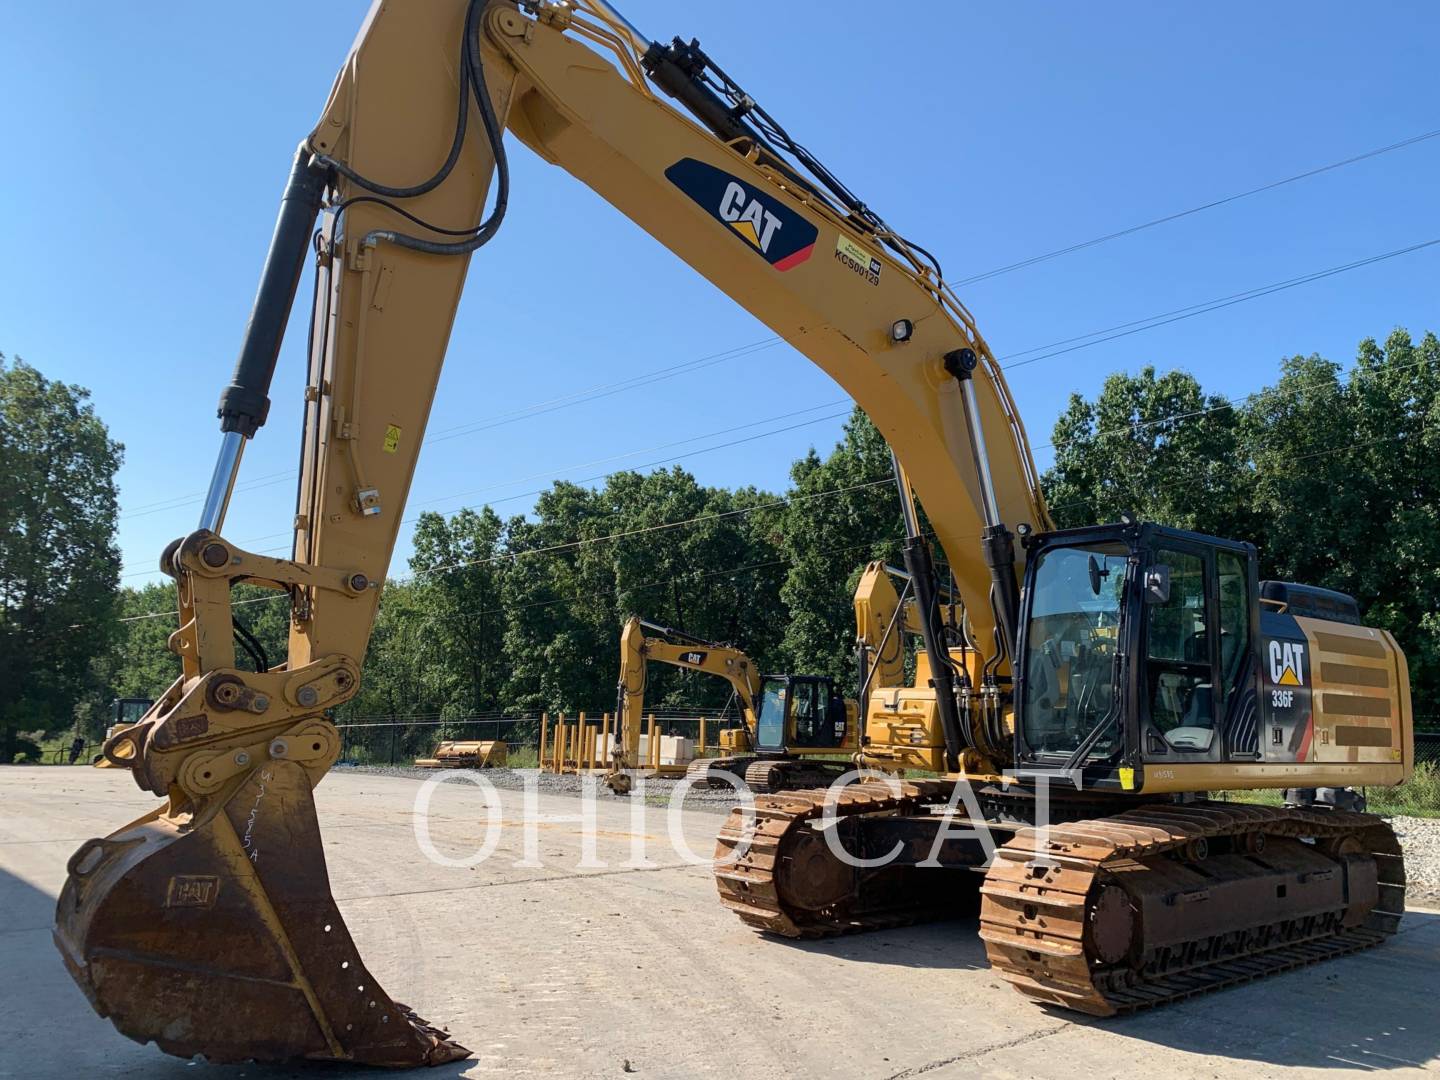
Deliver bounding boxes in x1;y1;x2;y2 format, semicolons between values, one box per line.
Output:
1087;554;1102;596
1145;564;1171;605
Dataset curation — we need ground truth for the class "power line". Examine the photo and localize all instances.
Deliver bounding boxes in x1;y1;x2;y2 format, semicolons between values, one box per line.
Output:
117;230;1436;579
1031;350;1439;453
119;400;855;578
1043;420;1432;519
117;337;785;522
954;126;1440;287
998;239;1440;371
118;228;1434;559
115;125;1437;522
114;474;900;623
115;222;1436;545
110;410;1428;629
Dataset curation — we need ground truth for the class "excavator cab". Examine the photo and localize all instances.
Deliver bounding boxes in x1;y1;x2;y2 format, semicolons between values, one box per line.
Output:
105;697;152;738
753;675;848;754
1012;521;1265;787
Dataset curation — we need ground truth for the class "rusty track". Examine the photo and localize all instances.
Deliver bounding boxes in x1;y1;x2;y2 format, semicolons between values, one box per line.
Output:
742;758;852;794
978;801;1405;1016
712;778;961;937
685;756;752;787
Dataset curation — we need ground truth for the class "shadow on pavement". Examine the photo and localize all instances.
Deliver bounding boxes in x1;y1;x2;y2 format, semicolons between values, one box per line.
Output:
768;901;1440;1071
0;864;478;1079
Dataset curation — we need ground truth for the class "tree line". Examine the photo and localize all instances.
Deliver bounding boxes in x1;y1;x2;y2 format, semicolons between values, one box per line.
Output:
2;329;1435;759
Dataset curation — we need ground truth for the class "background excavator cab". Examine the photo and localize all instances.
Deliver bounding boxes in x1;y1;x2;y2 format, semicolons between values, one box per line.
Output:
1013;522;1264;787
752;674;848;754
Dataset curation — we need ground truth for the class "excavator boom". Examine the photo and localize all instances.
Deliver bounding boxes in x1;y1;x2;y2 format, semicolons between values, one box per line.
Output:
60;2;1039;1062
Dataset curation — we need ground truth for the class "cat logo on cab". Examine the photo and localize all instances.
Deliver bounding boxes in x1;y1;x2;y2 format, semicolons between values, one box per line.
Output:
665;157;818;271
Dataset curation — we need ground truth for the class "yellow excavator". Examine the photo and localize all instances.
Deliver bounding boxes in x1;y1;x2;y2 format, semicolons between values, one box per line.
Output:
57;0;1413;1066
607;615;860;795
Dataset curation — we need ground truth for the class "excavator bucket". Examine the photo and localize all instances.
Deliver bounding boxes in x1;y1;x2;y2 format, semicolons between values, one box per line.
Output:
53;760;468;1067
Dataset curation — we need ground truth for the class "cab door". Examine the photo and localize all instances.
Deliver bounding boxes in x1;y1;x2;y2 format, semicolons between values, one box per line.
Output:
786;679;822;747
754;677;789;752
1140;539;1258;765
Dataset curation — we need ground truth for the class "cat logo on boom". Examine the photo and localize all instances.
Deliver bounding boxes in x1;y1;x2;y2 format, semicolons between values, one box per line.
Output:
665;158;818;271
1269;640;1306;686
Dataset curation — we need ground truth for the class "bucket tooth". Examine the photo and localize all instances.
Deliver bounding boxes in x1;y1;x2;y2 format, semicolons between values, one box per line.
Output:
53;760;468;1067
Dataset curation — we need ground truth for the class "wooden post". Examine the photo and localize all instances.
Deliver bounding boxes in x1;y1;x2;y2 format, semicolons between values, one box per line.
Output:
555;713;566;772
539;713;549;770
578;712;589;771
600;713;611;767
699;716;707;753
647;713;659;769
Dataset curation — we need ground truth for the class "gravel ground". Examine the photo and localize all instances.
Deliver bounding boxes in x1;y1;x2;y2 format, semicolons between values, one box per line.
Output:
345;763;743;812
1392;815;1440;905
348;765;1440;902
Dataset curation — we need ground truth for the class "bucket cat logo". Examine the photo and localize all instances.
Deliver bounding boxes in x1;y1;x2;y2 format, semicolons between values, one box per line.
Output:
1269;640;1306;686
665;158;818;270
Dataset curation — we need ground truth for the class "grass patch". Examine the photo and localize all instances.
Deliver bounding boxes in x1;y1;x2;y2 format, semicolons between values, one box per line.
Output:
1370;760;1440;817
504;746;539;769
1225;761;1440;818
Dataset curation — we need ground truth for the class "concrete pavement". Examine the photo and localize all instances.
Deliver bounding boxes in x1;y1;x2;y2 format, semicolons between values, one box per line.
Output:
2;766;1437;1079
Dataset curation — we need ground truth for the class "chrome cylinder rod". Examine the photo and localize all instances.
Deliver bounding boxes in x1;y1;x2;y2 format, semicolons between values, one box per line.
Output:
199;430;246;534
580;0;653;55
956;371;1002;529
890;448;922;540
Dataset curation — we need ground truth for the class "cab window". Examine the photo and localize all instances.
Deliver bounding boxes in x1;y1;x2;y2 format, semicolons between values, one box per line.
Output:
1217;551;1249;691
1146;550;1214;751
790;680;819;746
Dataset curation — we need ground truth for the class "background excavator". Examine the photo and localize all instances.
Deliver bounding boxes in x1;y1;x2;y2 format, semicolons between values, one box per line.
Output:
607;558;974;793
607;614;862;795
55;0;1414;1067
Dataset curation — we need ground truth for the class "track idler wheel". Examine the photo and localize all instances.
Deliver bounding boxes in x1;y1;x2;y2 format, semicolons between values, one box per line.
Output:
53;760;468;1066
1087;883;1138;967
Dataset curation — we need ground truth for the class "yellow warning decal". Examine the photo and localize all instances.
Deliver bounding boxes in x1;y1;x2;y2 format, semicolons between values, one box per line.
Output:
834;235;882;285
1118;767;1135;791
383;424;402;453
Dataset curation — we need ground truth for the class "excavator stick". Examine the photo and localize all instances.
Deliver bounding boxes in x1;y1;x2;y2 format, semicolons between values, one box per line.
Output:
54;761;467;1066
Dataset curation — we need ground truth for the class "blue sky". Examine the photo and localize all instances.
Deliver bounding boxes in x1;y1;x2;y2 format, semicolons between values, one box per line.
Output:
2;2;1435;591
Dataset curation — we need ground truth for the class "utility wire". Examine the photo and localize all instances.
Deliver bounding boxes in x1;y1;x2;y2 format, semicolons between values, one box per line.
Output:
1031;351;1439;453
113;475;899;623
998;239;1440;371
119;401;853;578
954;126;1440;287
117;230;1436;583
116;231;1437;580
1043;421;1431;519
117;338;784;521
115;126;1438;523
115;230;1434;545
113;403;1427;626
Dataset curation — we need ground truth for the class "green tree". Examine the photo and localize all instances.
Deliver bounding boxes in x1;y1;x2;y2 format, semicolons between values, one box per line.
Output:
104;583;181;702
1041;331;1439;715
0;355;123;761
1043;365;1255;538
1249;330;1440;711
778;407;905;683
405;507;512;717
